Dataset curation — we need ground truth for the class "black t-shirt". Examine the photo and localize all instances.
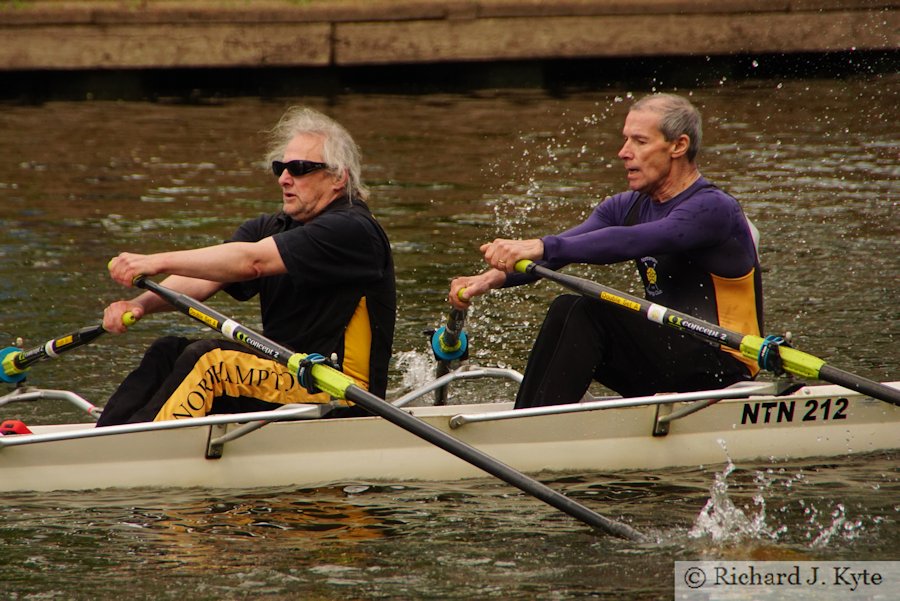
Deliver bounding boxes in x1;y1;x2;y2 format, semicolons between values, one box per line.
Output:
223;197;396;397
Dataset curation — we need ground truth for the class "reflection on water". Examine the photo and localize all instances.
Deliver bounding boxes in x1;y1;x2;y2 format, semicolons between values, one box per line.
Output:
0;72;898;598
1;453;896;599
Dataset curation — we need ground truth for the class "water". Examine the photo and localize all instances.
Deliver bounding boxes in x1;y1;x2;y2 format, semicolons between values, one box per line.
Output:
0;71;897;598
1;455;896;599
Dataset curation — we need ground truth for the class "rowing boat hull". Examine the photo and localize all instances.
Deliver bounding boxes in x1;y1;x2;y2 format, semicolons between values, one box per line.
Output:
0;382;896;492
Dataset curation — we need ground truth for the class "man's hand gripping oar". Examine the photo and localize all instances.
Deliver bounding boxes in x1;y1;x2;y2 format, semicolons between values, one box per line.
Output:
131;274;646;541
514;260;900;407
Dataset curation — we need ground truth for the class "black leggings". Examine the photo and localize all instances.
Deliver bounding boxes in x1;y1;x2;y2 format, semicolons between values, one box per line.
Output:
514;295;751;409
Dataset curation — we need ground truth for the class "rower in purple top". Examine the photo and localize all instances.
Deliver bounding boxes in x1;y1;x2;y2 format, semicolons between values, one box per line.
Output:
449;93;764;408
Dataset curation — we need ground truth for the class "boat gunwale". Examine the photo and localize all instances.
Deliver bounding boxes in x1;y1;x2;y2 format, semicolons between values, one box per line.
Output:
3;378;897;449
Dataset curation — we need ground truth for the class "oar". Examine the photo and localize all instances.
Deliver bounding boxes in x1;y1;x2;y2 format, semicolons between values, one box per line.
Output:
132;275;644;541
1;313;136;384
515;260;900;407
430;305;468;405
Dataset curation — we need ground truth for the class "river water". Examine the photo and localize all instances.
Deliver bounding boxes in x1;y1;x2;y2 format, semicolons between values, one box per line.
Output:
0;70;897;599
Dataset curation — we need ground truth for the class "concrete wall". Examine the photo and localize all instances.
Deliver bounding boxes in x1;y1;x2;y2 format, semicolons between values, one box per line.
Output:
1;0;897;71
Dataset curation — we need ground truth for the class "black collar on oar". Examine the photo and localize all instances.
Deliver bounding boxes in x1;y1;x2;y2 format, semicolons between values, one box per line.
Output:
132;275;645;541
515;260;900;407
1;314;136;384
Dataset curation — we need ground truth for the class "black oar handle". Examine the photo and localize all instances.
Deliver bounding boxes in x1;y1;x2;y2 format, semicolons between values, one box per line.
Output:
444;308;467;345
431;286;470;364
431;307;469;405
136;276;644;541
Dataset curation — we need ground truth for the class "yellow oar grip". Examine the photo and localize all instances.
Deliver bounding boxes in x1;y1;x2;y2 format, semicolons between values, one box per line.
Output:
123;312;137;327
740;335;826;379
514;259;532;273
286;353;354;400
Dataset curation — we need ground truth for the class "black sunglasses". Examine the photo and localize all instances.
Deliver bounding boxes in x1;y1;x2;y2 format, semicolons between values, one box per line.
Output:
272;160;329;178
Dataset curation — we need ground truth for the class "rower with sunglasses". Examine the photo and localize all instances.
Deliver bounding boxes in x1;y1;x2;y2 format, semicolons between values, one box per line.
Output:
96;107;396;426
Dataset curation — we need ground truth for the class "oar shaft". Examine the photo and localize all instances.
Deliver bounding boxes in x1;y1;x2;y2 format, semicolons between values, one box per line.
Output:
9;325;106;373
442;308;467;349
818;365;900;402
135;277;295;358
137;276;643;540
431;306;470;405
135;277;349;398
521;262;744;347
343;383;643;540
2;313;136;381
517;260;900;407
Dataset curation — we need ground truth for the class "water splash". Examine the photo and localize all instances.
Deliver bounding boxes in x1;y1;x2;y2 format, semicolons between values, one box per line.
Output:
802;501;866;548
389;350;435;396
688;441;873;548
482;96;629;239
689;457;786;544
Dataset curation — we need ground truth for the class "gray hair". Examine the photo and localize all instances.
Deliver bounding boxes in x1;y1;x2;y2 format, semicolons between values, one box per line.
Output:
631;93;703;162
266;106;369;201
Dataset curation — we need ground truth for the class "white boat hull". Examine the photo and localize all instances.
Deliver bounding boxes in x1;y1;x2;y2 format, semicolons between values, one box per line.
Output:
0;381;896;493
